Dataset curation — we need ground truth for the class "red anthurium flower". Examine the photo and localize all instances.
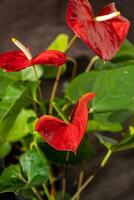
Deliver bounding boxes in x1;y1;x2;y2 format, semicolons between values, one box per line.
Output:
66;1;130;60
0;38;67;72
0;50;67;72
35;92;95;153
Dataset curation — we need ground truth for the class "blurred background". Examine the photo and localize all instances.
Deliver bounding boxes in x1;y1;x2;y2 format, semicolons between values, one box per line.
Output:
0;0;134;200
0;0;133;56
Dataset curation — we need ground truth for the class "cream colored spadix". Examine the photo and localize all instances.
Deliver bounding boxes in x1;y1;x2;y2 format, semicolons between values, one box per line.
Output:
94;11;120;22
11;38;32;60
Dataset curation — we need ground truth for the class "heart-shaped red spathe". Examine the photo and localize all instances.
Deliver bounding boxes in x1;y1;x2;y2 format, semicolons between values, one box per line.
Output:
66;1;130;60
0;50;67;72
35;92;95;154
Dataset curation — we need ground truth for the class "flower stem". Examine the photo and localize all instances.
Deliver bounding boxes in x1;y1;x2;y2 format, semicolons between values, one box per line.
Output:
52;102;69;124
49;66;62;114
76;170;84;200
61;152;70;200
49;35;77;115
66;35;77;52
101;149;112;167
71;150;112;200
42;184;53;200
85;56;99;72
32;66;45;113
67;57;78;79
31;187;43;200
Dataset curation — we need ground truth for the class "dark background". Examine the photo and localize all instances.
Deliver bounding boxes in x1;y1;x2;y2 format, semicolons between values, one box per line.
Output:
0;0;134;200
0;0;133;57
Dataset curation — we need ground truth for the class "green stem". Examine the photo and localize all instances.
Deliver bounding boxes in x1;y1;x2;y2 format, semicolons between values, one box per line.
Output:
85;56;99;72
76;170;84;200
42;184;53;200
49;35;78;115
61;102;71;112
71;150;112;200
52;102;69;124
67;57;78;79
31;187;43;200
49;66;62;115
61;152;70;200
101;149;112;167
32;66;45;113
49;175;56;200
66;35;77;52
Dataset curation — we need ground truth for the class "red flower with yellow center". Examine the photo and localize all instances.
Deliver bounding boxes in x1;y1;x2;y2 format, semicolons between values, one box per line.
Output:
66;0;130;60
0;38;67;72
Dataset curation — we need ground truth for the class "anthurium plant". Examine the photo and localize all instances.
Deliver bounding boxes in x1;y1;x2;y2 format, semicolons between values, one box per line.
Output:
0;0;133;199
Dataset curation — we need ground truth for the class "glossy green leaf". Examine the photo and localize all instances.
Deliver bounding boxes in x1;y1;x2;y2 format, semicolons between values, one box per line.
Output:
94;110;132;127
129;126;134;135
0;66;43;82
114;135;134;152
66;71;97;102
0;81;38;141
0;72;16;98
0;141;11;159
0;165;25;193
94;133;118;150
0;81;38;123
20;149;50;187
67;65;134;126
5;109;37;142
95;59;134;71
95;133;134;152
112;40;134;62
87;120;122;132
48;34;69;52
93;65;134;112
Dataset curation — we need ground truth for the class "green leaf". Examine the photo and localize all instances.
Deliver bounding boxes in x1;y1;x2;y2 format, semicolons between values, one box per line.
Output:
93;65;134;112
66;71;97;102
0;66;43;82
0;149;50;192
112;40;134;62
94;110;132;127
95;59;134;71
22;189;36;200
0;141;11;159
67;65;134;126
20;149;50;187
0;71;16;97
129;126;134;135
95;133;134;152
48;34;69;52
87;120;122;132
0;81;38;141
43;34;69;78
0;81;38;123
0;165;25;193
38;136;95;166
94;133;118;150
5;109;37;142
114;135;134;152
